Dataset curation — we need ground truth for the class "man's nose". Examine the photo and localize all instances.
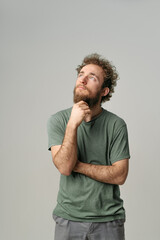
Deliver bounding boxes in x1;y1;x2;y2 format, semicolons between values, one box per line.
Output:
80;75;87;84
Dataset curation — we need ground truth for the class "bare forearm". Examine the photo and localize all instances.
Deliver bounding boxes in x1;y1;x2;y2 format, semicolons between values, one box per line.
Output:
73;161;128;185
53;101;91;176
54;121;78;175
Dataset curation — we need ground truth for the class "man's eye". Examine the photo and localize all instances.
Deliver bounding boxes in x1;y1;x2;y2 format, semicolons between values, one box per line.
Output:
89;76;96;81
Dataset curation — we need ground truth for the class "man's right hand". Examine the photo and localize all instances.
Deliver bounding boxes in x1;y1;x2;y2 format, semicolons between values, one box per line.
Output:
69;101;91;128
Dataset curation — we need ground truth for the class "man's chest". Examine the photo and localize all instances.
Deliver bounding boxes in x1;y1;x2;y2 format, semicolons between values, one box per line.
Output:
77;125;113;165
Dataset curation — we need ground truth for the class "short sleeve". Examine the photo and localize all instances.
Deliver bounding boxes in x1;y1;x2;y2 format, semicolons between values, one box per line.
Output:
47;114;65;151
109;124;130;164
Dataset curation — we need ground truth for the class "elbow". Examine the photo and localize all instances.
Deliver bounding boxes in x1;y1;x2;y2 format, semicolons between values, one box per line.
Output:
59;167;72;176
117;168;128;185
118;179;126;185
52;159;72;176
60;170;72;176
118;175;127;185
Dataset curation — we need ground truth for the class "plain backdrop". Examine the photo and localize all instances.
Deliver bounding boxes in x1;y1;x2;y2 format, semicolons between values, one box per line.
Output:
1;0;160;239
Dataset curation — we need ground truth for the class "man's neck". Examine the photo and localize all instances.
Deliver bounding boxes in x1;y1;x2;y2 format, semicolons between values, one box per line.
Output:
84;104;103;122
90;105;103;120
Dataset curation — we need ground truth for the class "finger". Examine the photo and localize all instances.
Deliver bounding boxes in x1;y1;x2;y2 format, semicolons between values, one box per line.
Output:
80;105;90;110
84;112;92;122
78;101;89;107
84;109;91;115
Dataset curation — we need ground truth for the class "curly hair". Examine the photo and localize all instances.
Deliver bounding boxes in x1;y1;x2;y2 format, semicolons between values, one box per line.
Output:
76;53;119;102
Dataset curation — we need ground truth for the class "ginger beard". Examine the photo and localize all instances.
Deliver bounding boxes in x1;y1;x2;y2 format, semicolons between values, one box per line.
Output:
73;85;102;108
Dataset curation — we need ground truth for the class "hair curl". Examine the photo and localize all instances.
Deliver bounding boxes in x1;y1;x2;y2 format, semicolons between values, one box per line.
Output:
76;53;119;102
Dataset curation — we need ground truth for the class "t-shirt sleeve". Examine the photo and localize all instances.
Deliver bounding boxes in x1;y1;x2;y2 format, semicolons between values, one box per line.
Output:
47;114;65;151
109;124;130;164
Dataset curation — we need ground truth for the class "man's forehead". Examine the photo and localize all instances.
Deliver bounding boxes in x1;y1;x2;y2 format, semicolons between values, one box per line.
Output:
80;64;104;74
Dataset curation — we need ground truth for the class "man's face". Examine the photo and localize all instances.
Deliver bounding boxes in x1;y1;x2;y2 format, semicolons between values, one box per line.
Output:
73;64;105;108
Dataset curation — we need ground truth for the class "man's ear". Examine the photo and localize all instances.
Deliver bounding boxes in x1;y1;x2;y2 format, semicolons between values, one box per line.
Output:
101;87;110;97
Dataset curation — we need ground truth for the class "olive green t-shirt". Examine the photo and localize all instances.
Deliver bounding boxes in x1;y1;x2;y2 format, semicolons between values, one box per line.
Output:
47;107;130;222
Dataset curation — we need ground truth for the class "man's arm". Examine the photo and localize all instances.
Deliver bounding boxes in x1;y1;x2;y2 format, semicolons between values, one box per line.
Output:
51;122;77;176
51;101;91;176
73;158;129;185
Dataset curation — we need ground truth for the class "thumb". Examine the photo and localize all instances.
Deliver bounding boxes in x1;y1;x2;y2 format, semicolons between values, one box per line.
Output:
84;112;91;122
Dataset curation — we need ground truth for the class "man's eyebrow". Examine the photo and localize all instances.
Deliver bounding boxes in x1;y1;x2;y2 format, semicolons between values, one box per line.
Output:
79;71;84;74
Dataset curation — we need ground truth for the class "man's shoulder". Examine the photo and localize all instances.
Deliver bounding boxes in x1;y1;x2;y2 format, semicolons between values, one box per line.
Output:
102;109;127;128
47;107;72;125
51;107;72;118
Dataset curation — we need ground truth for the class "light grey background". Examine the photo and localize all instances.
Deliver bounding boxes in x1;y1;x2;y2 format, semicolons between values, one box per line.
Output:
1;0;160;239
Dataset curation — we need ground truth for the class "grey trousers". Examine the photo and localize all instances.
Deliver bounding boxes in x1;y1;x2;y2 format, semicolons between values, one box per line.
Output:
53;214;125;240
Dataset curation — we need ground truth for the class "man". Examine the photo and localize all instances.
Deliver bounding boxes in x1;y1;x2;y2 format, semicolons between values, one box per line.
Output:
47;53;130;240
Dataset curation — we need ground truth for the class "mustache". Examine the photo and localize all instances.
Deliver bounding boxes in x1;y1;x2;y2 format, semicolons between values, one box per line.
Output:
76;84;88;91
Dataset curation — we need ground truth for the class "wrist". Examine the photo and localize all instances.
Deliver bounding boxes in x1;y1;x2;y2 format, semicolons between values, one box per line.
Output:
67;119;78;130
73;160;84;172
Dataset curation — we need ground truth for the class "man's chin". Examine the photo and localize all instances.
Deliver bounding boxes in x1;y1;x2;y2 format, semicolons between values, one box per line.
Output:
73;87;89;103
73;94;89;104
73;89;101;108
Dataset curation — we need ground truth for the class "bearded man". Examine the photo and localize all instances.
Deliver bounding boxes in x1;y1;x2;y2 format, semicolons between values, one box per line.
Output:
47;53;130;240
